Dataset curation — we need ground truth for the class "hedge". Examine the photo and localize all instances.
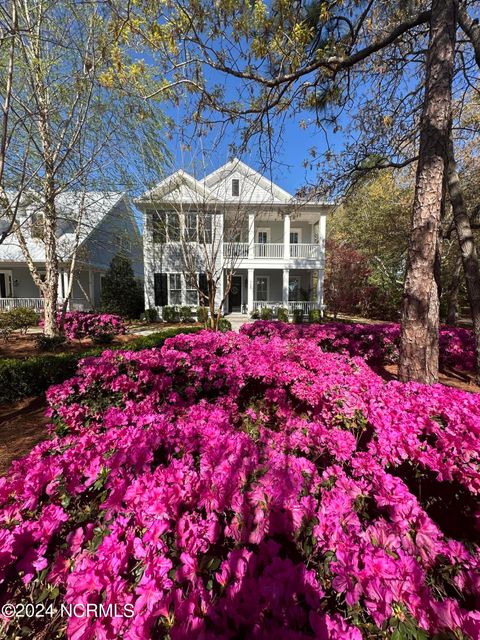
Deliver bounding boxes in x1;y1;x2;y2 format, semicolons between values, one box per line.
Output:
0;326;203;405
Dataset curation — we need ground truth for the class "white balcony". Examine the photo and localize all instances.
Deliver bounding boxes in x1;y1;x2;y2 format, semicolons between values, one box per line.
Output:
224;242;249;259
254;243;283;258
223;242;322;261
290;244;322;259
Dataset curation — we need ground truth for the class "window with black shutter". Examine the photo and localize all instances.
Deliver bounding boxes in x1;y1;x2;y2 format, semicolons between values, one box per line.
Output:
154;273;168;306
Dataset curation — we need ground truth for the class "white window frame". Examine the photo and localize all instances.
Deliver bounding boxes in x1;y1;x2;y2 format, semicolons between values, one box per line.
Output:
257;228;270;244
290;228;302;244
0;269;13;297
185;212;198;243
168;273;182;305
185;273;198;306
167;212;181;242
255;275;270;302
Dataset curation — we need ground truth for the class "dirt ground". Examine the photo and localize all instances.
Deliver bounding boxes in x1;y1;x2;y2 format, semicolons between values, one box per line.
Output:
0;396;50;475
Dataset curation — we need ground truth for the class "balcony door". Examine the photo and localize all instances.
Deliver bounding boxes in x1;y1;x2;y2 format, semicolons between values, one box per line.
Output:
256;229;270;258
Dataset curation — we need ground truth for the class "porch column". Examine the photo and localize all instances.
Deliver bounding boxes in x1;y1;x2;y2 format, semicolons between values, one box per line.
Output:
282;268;289;309
318;213;326;250
317;269;323;312
247;268;254;313
283;213;290;259
248;212;255;260
88;270;95;309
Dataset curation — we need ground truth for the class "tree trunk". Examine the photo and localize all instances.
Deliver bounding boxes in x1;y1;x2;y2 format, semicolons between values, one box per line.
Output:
43;190;59;337
447;135;480;383
398;0;457;384
446;254;462;326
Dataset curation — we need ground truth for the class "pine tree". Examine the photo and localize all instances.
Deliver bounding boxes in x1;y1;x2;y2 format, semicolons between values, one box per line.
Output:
101;254;144;319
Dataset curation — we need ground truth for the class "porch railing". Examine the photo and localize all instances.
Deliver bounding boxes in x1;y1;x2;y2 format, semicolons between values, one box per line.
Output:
0;297;46;312
290;244;322;259
224;242;249;259
252;300;321;315
254;243;283;258
0;297;90;312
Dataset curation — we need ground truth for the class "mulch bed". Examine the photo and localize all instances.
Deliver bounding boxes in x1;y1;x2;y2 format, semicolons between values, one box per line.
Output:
0;323;201;359
0;396;50;476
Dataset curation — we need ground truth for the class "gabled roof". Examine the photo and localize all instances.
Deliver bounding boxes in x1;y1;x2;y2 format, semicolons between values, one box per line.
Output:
135;169;219;205
203;158;293;204
0;191;127;264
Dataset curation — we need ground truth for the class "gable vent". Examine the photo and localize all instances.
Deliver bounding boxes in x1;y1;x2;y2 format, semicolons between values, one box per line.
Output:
231;179;239;196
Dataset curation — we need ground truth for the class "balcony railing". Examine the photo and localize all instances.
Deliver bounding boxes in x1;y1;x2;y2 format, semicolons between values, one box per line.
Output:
223;242;322;260
224;242;249;259
290;244;322;259
254;243;283;258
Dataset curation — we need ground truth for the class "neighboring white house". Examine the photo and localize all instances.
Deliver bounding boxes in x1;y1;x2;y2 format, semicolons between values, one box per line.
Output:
137;159;333;316
0;192;143;312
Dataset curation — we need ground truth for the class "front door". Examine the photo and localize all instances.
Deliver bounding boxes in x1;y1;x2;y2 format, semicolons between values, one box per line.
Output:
228;276;242;312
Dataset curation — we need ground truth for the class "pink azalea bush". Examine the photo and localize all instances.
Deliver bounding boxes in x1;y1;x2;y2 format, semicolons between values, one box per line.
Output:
242;321;477;371
58;311;127;342
0;330;478;639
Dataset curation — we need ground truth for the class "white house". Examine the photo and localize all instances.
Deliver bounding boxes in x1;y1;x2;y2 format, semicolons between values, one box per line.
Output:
0;192;142;312
137;159;333;316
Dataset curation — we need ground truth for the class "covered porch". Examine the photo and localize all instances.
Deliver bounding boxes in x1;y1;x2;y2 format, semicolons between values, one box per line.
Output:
0;265;104;312
224;268;324;316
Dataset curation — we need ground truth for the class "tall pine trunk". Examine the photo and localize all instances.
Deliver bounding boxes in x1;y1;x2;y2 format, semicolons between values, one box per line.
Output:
399;0;457;384
446;134;480;383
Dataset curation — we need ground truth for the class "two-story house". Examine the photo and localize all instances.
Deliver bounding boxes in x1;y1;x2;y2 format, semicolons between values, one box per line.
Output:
138;159;332;316
0;192;142;311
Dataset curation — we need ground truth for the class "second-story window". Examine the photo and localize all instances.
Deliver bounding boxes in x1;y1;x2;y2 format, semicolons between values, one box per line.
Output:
232;179;239;196
168;212;180;241
185;213;197;242
199;214;212;244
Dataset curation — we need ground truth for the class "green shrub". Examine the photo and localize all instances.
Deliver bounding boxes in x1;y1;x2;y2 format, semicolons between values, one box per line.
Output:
179;306;194;323
35;334;67;351
0;314;14;341
292;308;304;324
260;307;273;320
308;308;322;323
217;317;232;332
197;306;209;325
162;306;180;323
250;309;260;319
143;308;158;323
8;307;39;334
277;307;289;322
0;326;203;405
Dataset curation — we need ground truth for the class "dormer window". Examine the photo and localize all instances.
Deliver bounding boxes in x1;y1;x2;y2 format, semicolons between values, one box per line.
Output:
231;179;239;196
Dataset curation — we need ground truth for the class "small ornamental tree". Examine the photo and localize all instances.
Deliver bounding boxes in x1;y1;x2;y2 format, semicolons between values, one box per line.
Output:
101;254;144;319
324;240;374;318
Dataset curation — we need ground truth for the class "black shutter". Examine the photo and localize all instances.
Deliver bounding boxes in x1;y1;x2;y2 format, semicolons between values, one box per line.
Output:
199;273;209;303
154;273;168;306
